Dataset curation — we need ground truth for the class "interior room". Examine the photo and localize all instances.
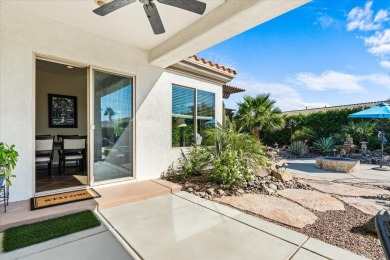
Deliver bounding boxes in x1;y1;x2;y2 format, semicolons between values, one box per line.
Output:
35;59;88;193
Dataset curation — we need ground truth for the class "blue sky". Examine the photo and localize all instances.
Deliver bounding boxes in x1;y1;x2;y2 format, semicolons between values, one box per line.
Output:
198;0;390;111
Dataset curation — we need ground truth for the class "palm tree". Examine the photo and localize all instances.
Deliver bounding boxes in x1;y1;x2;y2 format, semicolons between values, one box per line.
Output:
234;94;285;140
104;107;116;121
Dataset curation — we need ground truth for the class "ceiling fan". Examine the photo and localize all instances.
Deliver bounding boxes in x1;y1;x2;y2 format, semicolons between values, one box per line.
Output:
93;0;207;35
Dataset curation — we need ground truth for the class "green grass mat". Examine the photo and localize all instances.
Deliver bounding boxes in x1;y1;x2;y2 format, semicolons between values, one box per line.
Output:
2;210;101;252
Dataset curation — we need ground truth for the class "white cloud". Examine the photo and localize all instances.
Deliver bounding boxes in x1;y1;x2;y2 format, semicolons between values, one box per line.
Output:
380;60;390;69
317;14;336;29
364;29;390;57
290;71;366;93
346;1;388;31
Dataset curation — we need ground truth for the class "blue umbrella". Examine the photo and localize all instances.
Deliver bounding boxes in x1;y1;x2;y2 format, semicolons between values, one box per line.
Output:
348;102;390;169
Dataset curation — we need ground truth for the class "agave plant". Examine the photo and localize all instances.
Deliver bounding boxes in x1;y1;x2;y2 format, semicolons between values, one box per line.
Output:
313;137;335;155
288;141;308;156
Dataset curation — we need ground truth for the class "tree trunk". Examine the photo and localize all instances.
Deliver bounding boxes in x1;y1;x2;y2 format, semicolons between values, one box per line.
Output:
252;128;260;140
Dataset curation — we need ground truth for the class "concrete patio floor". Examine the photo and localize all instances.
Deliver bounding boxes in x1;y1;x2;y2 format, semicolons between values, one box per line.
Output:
286;159;390;183
98;192;365;260
1;179;367;260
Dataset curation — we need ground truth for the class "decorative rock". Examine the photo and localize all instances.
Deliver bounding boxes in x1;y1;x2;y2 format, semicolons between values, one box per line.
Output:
206;188;215;196
198;192;207;198
254;166;271;177
216;194;318;228
272;169;293;182
338;197;388;216
237;188;245;194
217;189;225;196
265;188;275;195
187;187;194;192
268;184;278;191
362;217;377;235
278;189;345;212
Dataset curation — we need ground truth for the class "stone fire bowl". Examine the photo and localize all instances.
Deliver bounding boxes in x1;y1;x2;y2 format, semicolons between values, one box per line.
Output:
316;157;360;173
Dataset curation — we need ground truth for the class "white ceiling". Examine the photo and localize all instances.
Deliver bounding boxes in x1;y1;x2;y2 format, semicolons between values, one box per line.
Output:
1;0;225;50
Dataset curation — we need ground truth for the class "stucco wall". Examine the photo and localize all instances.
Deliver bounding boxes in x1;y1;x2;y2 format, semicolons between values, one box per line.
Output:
0;3;222;201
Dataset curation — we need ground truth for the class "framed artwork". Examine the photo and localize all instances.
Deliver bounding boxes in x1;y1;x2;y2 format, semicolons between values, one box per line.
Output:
48;94;78;128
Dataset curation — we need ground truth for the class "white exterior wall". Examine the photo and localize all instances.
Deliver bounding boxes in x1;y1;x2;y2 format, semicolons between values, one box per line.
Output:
0;3;222;201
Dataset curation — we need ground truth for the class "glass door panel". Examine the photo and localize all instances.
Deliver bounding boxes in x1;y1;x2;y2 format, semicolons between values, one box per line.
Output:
93;70;133;182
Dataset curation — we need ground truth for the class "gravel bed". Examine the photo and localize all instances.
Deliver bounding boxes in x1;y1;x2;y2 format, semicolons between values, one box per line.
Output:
292;203;384;260
164;167;385;259
217;199;384;260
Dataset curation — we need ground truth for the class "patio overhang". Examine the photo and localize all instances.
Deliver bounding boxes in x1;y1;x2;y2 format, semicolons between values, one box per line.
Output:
223;85;245;99
2;0;310;69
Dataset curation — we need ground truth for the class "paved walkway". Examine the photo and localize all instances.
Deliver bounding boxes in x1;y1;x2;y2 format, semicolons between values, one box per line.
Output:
1;178;368;260
286;159;390;184
1;191;366;260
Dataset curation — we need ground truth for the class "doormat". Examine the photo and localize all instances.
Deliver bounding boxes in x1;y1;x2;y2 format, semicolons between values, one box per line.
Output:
31;189;101;210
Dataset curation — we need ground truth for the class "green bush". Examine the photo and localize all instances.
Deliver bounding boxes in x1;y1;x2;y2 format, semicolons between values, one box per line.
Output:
291;127;314;142
289;141;308;156
313;137;335;155
171;122;269;187
181;146;211;177
260;107;374;146
207;149;251;186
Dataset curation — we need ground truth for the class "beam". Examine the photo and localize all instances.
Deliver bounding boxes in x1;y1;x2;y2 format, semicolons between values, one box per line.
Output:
149;0;310;68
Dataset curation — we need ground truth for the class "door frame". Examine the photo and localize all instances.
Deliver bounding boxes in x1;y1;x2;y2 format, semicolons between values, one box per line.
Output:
33;53;137;195
88;66;136;187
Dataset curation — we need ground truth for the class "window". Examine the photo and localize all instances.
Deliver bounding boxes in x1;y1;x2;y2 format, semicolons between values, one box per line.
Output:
197;90;215;145
172;85;215;147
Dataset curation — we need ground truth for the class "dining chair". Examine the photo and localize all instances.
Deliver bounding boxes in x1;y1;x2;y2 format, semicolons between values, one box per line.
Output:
35;135;55;177
57;134;78;142
59;136;86;174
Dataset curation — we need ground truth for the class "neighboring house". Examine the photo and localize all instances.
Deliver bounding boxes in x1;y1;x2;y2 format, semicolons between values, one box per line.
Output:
0;0;309;202
282;100;388;116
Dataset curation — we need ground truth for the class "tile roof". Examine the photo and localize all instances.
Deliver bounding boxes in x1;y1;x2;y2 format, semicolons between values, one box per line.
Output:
188;55;237;75
283;100;388;116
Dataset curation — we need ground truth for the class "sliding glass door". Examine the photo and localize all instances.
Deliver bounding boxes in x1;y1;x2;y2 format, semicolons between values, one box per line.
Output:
92;70;133;182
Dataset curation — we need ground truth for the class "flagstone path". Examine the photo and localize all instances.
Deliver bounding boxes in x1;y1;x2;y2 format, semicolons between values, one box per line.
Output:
216;194;317;228
299;179;390;197
278;189;345;212
338;197;389;216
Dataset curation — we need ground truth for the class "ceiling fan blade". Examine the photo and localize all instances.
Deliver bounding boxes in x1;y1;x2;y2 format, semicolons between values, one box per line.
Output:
156;0;206;15
93;0;136;16
144;2;165;35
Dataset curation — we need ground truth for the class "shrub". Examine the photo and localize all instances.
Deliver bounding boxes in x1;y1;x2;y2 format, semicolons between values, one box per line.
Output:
181;146;211;177
173;122;269;187
340;120;376;143
313;137;335;155
291;127;314;142
289;141;308;156
207;149;251;186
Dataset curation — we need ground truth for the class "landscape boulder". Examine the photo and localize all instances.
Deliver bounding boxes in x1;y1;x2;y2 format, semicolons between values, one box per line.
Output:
272;169;293;182
254;166;271;177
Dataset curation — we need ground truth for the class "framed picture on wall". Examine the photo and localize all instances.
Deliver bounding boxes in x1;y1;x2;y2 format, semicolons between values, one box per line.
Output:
48;94;78;128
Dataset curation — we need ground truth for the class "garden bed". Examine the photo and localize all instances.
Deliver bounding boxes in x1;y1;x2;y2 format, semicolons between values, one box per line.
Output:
167;174;385;260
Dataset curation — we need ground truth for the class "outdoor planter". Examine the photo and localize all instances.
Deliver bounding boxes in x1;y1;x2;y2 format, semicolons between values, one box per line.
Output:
316;157;360;173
